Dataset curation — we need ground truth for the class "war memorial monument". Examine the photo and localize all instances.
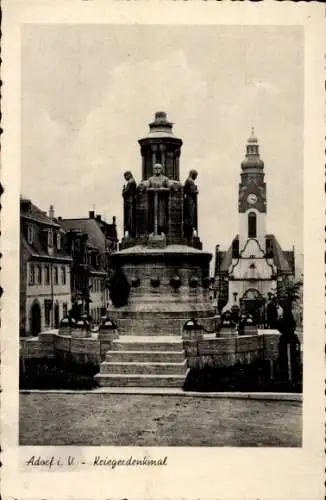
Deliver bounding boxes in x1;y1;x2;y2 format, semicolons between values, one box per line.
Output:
95;111;218;387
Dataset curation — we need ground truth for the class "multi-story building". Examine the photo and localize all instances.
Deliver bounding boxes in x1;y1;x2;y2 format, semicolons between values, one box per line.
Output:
61;211;118;322
20;198;72;335
214;131;295;323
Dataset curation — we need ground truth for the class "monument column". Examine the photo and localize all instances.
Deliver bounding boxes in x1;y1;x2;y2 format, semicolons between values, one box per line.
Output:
160;144;166;171
151;145;157;166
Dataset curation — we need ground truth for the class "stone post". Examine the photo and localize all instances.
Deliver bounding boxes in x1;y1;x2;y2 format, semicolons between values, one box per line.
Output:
98;317;119;358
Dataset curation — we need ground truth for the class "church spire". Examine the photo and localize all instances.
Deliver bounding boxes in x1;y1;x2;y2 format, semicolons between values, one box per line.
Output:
238;129;266;215
241;128;264;171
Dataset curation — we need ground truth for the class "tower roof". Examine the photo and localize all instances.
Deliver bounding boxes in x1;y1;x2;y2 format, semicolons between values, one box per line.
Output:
146;111;177;138
241;128;264;170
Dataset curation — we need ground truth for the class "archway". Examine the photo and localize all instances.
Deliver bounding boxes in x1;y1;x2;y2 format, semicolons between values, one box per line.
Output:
30;302;41;336
240;288;265;326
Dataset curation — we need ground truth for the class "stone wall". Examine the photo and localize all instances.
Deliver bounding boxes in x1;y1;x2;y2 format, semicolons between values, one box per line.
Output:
20;330;281;373
20;330;112;366
184;332;280;370
113;315;218;336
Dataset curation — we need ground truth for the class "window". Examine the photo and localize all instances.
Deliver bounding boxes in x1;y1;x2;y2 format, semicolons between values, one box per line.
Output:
62;302;68;318
48;230;53;247
53;266;58;285
27;225;34;244
56;233;61;250
61;266;66;285
36;265;42;285
248;212;257;238
44;265;50;285
44;299;52;327
29;264;35;285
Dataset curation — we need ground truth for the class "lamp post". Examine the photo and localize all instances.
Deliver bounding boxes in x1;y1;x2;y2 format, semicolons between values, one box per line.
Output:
50;262;54;328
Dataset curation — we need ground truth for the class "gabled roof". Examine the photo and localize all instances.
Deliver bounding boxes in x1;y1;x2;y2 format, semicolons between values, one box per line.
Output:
20;232;72;262
20;198;71;261
61;218;109;252
216;234;294;275
219;240;236;272
20;198;60;228
266;234;293;274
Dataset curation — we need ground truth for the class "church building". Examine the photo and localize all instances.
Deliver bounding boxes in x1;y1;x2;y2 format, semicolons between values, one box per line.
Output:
214;130;295;322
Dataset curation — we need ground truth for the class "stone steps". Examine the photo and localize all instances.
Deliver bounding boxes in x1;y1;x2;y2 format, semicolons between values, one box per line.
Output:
105;350;185;363
95;336;188;388
112;340;184;351
94;372;188;388
100;360;187;375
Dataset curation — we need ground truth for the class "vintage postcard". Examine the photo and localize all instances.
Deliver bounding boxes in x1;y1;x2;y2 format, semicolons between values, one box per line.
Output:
1;1;325;499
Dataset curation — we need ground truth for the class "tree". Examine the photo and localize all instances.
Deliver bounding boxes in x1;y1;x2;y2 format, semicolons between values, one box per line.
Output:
277;275;303;315
276;276;303;384
109;268;130;308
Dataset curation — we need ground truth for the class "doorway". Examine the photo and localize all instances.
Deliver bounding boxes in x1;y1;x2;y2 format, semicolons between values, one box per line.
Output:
30;302;41;336
240;289;265;327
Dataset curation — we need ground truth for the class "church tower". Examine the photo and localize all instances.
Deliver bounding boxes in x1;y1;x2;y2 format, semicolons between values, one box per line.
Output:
214;129;295;318
238;128;266;252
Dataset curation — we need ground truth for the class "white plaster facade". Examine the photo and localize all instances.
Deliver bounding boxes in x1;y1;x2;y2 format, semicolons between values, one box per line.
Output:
89;274;106;322
25;261;71;333
238;209;266;251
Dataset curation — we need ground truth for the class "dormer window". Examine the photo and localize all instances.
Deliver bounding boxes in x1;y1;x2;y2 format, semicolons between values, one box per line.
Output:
48;229;53;247
56;232;61;250
27;225;34;244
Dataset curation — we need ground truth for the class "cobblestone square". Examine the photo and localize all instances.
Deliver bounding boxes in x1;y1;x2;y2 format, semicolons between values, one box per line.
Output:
20;393;302;447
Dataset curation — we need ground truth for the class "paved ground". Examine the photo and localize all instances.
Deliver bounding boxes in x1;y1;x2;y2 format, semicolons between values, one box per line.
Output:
19;393;302;447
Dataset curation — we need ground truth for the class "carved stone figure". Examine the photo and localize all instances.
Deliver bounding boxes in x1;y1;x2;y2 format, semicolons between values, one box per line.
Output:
147;163;170;188
184;169;198;239
147;164;170;235
122;171;137;237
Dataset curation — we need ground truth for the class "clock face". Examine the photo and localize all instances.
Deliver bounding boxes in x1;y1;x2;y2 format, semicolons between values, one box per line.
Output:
247;193;257;205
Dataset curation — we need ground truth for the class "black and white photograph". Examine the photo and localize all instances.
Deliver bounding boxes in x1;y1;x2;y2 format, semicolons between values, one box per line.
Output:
17;22;305;447
1;2;325;500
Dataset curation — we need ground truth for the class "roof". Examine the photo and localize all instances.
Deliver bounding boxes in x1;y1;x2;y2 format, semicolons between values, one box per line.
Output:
266;234;293;274
219;242;235;272
20;198;60;228
20;227;72;262
216;234;294;275
61;218;116;252
20;198;72;261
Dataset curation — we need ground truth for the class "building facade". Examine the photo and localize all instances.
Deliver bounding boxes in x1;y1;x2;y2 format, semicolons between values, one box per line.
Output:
61;211;118;322
20;198;72;335
215;131;295;323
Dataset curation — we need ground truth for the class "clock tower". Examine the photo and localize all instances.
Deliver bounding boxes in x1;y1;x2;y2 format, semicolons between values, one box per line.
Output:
214;129;295;319
238;129;266;251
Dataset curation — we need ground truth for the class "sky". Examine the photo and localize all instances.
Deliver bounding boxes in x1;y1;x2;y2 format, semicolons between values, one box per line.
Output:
21;24;303;260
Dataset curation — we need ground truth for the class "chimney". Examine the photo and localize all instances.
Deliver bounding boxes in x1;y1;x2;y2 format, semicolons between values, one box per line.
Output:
49;204;55;219
96;214;102;222
112;216;116;225
89;210;95;219
20;198;31;212
58;216;62;222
